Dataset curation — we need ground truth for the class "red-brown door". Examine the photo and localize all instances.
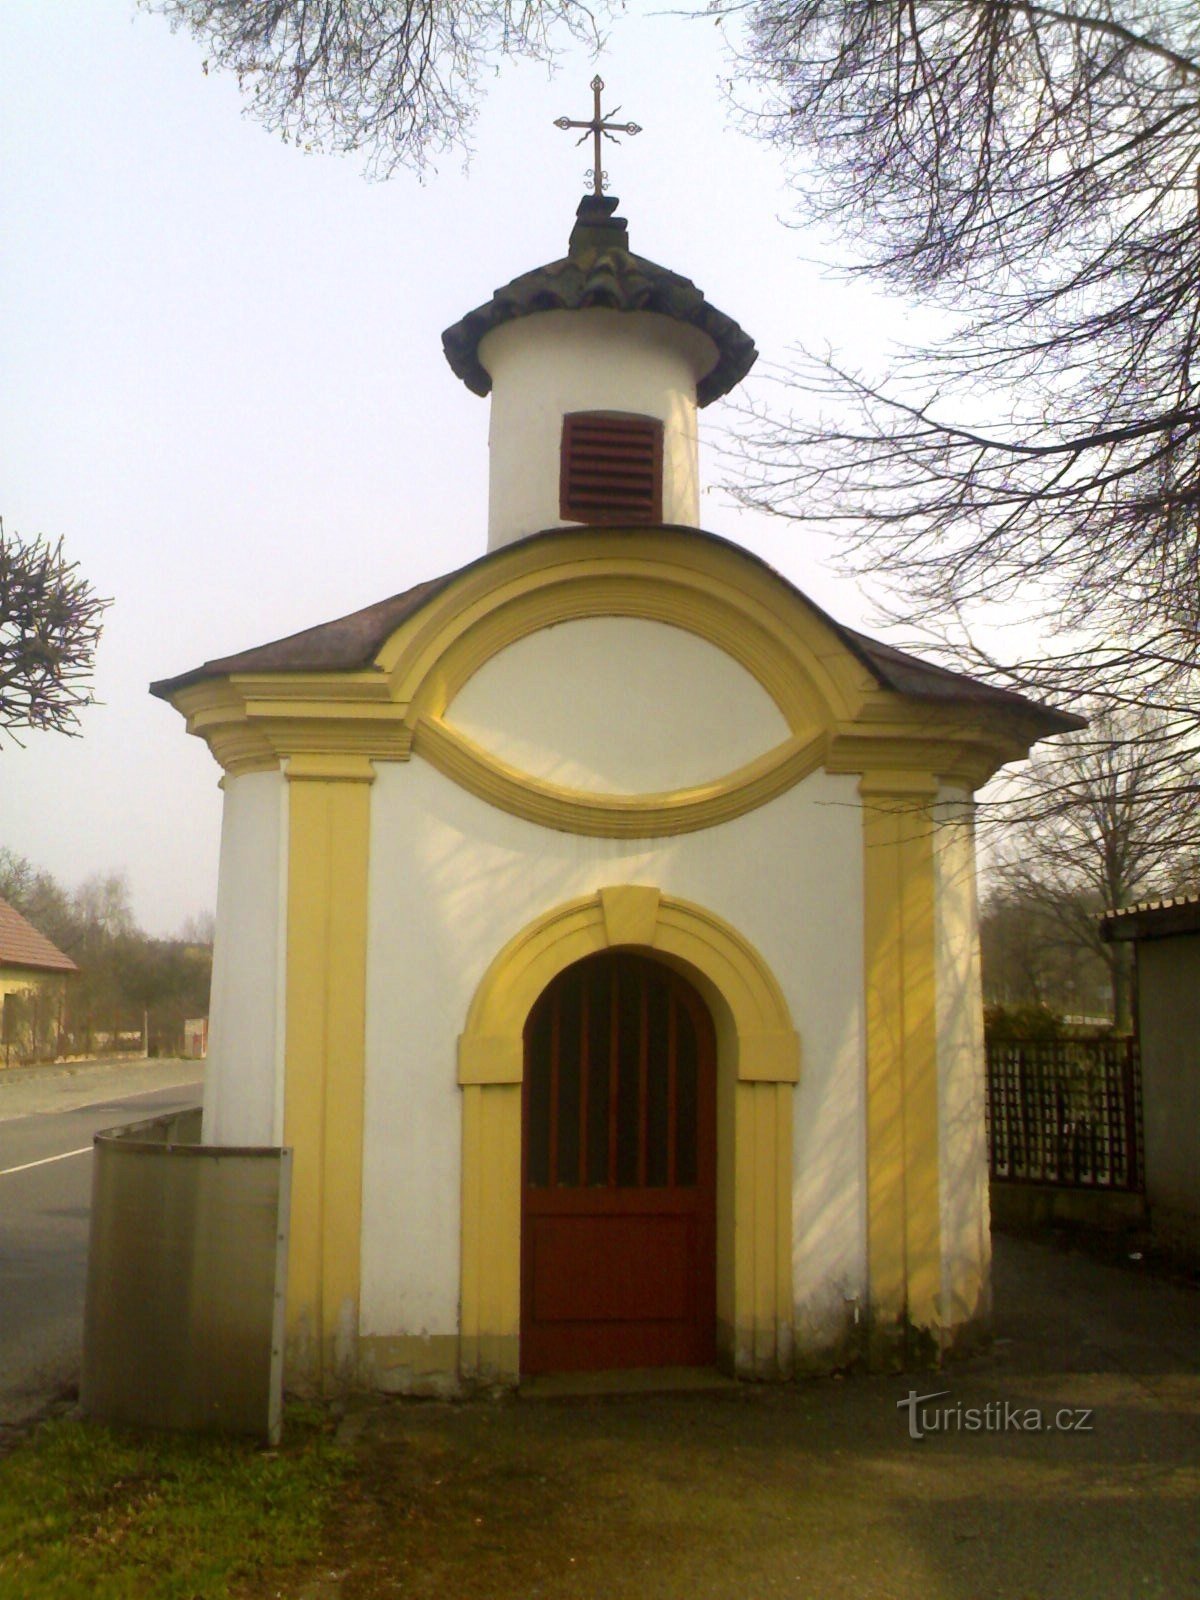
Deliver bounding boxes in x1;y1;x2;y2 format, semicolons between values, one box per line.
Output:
521;951;717;1374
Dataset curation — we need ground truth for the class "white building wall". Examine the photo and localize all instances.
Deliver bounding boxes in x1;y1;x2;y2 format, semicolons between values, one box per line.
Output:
479;309;714;548
359;758;867;1350
202;770;288;1148
445;617;792;792
933;787;991;1339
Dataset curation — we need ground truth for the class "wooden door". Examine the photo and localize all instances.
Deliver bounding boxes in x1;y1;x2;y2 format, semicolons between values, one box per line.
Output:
521;951;717;1374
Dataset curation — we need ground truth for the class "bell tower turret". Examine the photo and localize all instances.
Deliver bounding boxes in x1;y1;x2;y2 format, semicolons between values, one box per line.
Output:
442;193;757;550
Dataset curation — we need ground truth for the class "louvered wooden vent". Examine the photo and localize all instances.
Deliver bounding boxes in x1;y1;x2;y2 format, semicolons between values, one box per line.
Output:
560;413;664;526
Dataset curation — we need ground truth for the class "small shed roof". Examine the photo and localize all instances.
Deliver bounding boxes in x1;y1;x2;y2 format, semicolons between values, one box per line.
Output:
1100;896;1200;943
0;897;77;974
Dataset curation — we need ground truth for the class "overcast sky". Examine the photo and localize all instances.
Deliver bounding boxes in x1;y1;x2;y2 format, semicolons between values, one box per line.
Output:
2;0;932;933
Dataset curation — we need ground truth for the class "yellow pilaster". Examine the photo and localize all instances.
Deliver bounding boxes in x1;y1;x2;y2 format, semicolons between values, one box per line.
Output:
861;772;942;1367
732;1080;795;1378
283;753;374;1389
459;1083;522;1385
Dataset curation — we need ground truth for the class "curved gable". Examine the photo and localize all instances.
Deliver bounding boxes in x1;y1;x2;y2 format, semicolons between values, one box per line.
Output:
153;525;1079;806
371;528;870;833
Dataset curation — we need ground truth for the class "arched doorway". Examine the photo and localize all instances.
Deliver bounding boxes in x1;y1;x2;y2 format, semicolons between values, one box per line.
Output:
520;950;717;1373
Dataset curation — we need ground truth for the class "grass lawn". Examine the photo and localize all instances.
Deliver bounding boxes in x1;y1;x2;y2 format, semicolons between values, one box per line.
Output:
0;1405;347;1599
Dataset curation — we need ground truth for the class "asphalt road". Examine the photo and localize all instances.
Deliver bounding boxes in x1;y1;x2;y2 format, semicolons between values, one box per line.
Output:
0;1059;203;1430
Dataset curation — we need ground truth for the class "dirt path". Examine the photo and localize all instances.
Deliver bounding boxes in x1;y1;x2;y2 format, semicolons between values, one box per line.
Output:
295;1236;1198;1600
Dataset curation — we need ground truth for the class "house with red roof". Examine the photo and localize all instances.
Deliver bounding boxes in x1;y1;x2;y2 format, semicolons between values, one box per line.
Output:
0;895;77;1066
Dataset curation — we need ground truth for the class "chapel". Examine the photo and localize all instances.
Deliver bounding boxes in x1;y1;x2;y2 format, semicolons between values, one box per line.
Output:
152;178;1077;1395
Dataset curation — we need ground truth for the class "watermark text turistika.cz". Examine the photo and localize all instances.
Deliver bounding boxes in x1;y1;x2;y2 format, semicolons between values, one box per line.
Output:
897;1389;1094;1441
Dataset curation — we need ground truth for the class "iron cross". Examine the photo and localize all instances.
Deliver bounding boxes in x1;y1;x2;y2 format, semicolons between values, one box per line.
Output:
554;76;641;196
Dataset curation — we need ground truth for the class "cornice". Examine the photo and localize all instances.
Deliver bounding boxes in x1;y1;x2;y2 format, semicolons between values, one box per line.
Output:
167;677;413;778
827;700;1040;790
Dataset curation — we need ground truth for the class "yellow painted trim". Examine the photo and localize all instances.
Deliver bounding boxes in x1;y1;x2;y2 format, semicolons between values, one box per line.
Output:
413;715;829;837
458;1034;523;1085
733;1080;796;1378
460;891;798;1067
600;885;661;947
390;557;860;731
168;682;278;777
285;753;376;783
860;772;943;1367
356;1334;463;1397
282;766;373;1390
826;709;1037;792
163;530;1046;800
457;888;799;1384
459;1082;523;1384
165;678;411;780
735;1029;805;1084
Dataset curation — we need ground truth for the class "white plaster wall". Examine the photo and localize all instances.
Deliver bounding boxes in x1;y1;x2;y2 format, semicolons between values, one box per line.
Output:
202;770;288;1148
445;617;792;792
933;787;991;1335
480;309;715;547
359;759;866;1347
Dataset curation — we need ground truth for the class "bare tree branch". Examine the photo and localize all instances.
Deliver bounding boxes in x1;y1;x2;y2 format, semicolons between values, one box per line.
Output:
726;2;1200;800
979;707;1198;1021
144;0;604;176
0;522;110;745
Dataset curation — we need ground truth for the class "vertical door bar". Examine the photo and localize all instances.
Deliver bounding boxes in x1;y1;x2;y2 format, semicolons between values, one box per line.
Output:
637;968;649;1186
608;963;620;1186
548;987;560;1187
667;987;678;1188
578;977;590;1186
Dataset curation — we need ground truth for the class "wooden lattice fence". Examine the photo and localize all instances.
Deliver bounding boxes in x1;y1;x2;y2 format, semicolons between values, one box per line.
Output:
986;1038;1143;1192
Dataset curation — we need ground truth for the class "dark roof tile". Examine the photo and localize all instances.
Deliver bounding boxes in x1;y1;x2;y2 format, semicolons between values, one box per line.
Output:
442;196;757;408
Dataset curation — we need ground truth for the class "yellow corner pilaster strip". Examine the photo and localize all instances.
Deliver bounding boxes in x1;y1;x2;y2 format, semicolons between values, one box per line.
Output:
861;773;942;1367
899;808;942;1342
283;756;374;1390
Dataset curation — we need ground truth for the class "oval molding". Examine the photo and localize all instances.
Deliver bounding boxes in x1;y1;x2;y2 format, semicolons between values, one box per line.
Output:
412;713;828;836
